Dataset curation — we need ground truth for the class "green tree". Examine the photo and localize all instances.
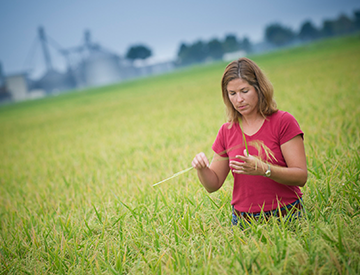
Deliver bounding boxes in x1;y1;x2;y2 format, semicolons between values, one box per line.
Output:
177;43;189;65
354;10;360;30
222;34;239;53
190;40;208;63
333;14;355;35
298;20;319;41
176;40;208;66
321;20;335;37
207;38;224;60
241;37;252;53
126;45;152;62
265;23;295;46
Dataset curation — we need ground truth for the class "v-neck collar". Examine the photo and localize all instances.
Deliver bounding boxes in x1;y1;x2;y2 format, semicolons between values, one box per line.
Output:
236;117;267;138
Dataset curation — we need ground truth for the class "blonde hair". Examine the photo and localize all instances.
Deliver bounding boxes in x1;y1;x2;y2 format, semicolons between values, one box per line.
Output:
221;57;278;124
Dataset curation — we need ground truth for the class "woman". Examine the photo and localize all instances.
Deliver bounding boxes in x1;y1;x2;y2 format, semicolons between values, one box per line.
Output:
191;57;307;226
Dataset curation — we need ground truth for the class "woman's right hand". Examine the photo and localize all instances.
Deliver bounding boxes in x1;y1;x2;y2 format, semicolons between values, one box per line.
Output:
192;152;230;193
192;152;210;170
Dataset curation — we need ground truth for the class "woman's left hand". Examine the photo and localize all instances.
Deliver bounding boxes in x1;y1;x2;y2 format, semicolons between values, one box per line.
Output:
229;149;265;176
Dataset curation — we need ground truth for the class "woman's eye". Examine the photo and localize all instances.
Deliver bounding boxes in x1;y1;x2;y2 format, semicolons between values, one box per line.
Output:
229;92;236;96
242;90;248;93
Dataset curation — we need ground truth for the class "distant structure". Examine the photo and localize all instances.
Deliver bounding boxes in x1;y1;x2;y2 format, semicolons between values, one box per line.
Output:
0;26;175;103
222;50;247;62
0;62;4;87
74;30;136;87
4;73;28;101
30;27;76;94
0;62;12;102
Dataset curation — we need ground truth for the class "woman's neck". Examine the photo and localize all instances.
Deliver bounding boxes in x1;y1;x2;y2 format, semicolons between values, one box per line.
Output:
241;112;263;126
241;113;265;136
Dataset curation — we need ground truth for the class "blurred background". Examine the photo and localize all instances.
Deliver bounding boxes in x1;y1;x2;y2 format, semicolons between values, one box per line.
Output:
0;0;359;103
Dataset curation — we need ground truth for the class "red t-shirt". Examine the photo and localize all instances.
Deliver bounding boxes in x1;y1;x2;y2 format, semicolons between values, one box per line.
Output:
212;110;304;213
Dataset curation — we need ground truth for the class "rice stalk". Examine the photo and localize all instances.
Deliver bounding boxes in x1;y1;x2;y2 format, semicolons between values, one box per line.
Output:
152;167;194;187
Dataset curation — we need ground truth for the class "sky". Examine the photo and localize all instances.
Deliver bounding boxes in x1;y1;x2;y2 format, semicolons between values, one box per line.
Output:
1;0;359;78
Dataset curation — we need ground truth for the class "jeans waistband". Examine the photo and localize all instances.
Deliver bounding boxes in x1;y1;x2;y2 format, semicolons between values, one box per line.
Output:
232;198;303;221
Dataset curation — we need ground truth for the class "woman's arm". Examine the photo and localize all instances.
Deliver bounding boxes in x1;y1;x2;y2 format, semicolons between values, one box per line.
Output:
230;135;307;187
192;152;230;193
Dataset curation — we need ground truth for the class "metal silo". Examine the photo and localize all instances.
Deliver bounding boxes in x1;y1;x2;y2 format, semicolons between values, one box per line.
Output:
31;27;76;94
80;49;123;87
34;69;76;94
73;30;123;87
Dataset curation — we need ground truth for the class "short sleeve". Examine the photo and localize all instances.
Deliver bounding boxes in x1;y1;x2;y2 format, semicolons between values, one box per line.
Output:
279;112;304;145
212;124;228;157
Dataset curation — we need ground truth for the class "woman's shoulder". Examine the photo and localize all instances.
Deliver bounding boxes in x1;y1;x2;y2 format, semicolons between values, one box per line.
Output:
220;122;234;130
267;110;303;138
268;110;297;121
215;122;238;139
218;122;237;132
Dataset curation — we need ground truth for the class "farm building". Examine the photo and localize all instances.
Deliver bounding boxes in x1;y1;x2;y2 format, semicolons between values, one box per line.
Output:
0;27;175;103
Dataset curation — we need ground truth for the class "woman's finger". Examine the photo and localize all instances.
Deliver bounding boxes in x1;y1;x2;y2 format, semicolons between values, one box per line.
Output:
192;152;209;169
235;155;247;161
230;162;246;172
229;160;243;168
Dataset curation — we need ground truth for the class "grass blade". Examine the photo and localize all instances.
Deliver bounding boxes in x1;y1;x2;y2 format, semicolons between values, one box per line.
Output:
153;167;193;187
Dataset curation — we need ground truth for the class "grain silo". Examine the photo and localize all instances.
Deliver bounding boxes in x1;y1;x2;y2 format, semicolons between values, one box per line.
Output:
79;50;123;87
76;30;130;87
32;27;76;94
33;69;75;94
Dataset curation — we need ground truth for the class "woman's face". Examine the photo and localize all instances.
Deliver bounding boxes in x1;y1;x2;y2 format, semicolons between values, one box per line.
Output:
227;78;259;117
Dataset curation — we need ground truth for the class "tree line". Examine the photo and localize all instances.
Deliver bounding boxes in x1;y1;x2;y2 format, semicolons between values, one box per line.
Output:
176;35;251;66
123;9;360;65
265;10;360;47
177;9;360;66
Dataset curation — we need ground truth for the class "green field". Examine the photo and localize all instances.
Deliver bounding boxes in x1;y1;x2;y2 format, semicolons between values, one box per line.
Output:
1;35;360;274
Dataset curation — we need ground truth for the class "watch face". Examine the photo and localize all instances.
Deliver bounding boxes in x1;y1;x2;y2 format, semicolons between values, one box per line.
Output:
265;170;271;177
265;164;271;177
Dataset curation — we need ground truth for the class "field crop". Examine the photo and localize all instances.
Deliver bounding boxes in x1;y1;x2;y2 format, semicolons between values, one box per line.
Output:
1;35;360;274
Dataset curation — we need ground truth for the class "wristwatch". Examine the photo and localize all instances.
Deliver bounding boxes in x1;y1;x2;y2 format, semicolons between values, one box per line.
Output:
264;164;271;177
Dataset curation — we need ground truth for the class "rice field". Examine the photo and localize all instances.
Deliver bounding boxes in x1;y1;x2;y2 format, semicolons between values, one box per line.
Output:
1;34;360;274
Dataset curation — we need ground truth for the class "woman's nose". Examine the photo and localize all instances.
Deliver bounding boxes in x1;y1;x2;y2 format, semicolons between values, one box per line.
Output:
236;93;244;102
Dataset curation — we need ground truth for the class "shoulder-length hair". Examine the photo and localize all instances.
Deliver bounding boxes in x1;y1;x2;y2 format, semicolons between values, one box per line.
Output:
221;57;278;124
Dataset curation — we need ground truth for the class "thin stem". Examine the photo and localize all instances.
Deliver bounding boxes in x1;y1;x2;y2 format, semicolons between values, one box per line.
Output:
239;119;249;156
153;167;194;187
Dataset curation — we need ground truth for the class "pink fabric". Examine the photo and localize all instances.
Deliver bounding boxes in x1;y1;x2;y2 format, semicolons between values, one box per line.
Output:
212;110;304;213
